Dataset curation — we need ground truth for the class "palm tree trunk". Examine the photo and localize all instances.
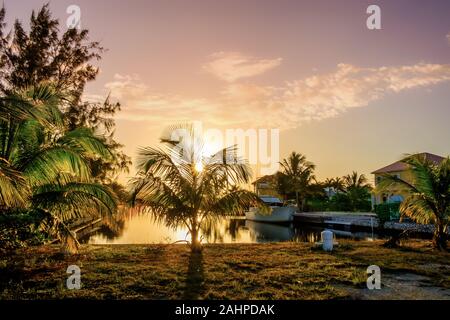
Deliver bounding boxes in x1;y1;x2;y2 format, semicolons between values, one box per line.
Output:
432;220;447;251
190;226;202;252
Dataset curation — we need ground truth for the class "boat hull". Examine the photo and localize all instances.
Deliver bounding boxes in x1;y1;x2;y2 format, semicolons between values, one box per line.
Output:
245;206;295;223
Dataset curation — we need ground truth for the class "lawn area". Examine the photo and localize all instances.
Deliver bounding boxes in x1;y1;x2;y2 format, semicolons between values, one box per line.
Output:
1;240;449;300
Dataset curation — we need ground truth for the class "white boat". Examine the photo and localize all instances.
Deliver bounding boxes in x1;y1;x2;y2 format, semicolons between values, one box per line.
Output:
245;196;295;223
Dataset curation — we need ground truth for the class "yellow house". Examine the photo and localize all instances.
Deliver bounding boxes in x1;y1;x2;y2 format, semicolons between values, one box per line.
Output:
371;152;445;207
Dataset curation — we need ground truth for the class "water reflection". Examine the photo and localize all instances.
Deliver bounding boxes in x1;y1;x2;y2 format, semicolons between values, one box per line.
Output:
79;209;381;244
246;221;295;242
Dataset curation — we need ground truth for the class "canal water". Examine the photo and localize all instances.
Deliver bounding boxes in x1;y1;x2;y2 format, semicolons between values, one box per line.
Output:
79;210;380;244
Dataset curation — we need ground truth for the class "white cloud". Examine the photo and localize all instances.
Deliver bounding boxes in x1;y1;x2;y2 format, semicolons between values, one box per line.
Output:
202;52;282;82
104;74;148;100
91;63;450;130
447;32;450;44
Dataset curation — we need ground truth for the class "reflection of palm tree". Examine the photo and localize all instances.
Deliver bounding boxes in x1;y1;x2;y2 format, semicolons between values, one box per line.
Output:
200;217;224;243
293;225;322;243
226;218;245;240
99;207;128;239
376;154;450;250
278;152;316;211
130;125;260;252
0;85;117;252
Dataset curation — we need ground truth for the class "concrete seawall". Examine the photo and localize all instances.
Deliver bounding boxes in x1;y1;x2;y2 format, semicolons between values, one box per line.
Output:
293;212;444;235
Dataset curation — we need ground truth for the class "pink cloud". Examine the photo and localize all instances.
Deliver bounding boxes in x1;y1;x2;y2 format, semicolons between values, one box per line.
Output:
202;52;282;82
90;62;450;130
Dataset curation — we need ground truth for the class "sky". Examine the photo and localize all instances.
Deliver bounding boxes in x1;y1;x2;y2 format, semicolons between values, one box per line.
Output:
4;0;450;184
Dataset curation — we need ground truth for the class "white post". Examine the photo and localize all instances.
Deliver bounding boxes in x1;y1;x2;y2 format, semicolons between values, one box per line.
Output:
321;230;333;252
371;217;374;239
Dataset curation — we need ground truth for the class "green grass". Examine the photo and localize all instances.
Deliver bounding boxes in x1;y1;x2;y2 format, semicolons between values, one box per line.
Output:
0;240;449;300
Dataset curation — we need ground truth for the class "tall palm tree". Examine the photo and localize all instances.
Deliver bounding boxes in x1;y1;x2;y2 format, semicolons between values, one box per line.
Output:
343;171;370;190
129;125;260;252
0;84;118;252
376;154;449;250
278;152;316;211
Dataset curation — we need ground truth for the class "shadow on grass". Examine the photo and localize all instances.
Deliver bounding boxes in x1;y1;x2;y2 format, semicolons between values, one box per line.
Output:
183;251;205;299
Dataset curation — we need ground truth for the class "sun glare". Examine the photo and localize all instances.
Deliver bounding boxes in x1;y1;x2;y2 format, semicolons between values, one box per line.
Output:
195;162;204;172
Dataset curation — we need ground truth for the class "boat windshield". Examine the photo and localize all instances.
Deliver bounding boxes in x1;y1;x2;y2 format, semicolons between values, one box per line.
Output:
260;196;284;207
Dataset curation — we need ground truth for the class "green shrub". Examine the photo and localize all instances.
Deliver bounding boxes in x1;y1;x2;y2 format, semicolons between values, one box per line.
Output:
0;211;48;250
374;202;401;227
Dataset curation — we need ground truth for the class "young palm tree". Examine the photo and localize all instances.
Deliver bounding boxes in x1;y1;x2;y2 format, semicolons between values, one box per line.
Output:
0;84;118;252
278;152;316;212
376;154;450;250
129;126;260;252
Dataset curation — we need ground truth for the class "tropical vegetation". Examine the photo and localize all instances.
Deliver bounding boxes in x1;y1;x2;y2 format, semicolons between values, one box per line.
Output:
276;152;318;211
0;84;118;252
376;154;450;250
0;5;127;252
273;152;372;212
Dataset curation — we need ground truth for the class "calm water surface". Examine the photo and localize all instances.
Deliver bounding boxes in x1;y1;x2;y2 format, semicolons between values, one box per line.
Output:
79;209;379;244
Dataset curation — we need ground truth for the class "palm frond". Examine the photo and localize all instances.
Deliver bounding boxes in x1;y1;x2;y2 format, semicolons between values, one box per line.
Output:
58;127;113;160
0;157;29;207
19;145;91;187
208;189;261;217
400;195;435;225
32;182;118;222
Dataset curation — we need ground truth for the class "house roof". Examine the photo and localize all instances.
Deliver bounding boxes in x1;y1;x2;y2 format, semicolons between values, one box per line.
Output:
371;153;445;174
252;174;276;185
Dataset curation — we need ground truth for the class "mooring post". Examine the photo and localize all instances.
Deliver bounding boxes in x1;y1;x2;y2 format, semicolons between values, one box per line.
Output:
321;230;333;252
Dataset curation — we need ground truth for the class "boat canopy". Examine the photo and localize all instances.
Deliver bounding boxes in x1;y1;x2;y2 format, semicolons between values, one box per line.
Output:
259;196;283;204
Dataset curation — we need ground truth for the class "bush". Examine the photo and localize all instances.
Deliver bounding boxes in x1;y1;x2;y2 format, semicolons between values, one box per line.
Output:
0;211;48;250
328;193;352;211
374;202;401;227
307;192;372;212
306;198;329;212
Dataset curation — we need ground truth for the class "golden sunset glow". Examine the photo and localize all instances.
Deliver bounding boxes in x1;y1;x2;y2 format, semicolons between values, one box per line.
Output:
2;1;450;304
195;162;204;173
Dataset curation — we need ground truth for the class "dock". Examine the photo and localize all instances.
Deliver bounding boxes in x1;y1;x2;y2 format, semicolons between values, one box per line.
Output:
293;211;444;235
293;212;378;230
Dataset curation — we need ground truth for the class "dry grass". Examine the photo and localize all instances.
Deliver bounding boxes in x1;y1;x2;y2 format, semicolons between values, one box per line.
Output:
0;240;449;300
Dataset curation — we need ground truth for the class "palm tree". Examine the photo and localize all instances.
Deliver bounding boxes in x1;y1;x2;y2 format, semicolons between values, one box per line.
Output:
376;154;449;250
278;152;316;212
0;84;118;252
323;177;345;196
129;125;260;252
342;171;372;212
343;171;370;190
331;177;345;192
